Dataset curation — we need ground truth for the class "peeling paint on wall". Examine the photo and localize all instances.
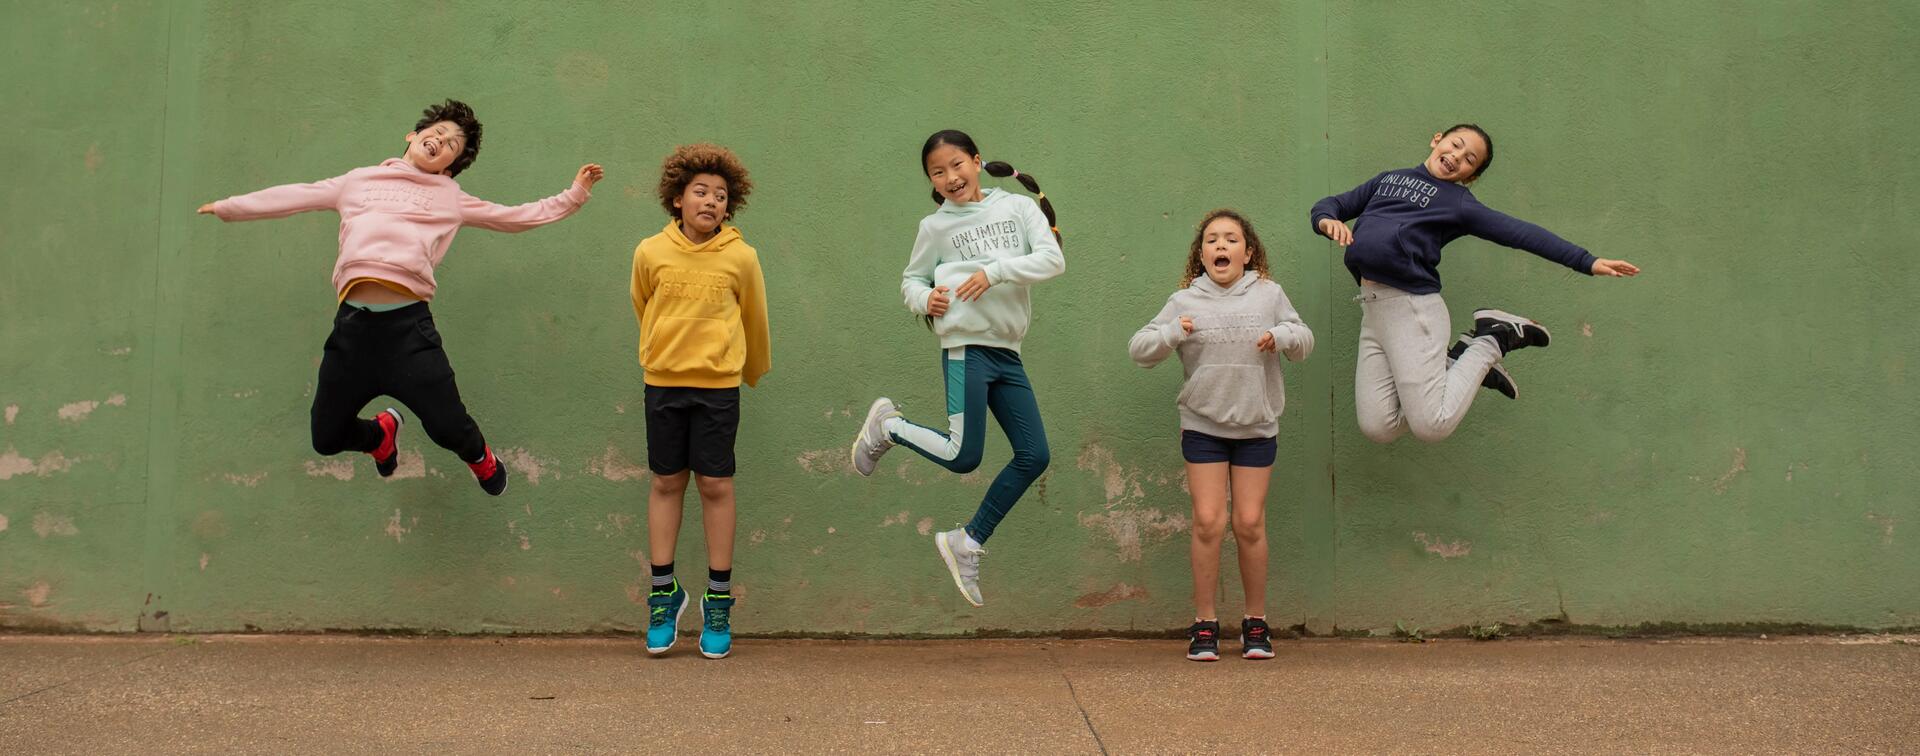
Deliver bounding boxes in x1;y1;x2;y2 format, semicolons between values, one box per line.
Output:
303;459;355;481
31;512;79;538
0;448;76;480
1413;531;1472;558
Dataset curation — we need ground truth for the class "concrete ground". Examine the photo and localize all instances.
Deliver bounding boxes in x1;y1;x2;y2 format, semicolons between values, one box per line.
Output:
0;634;1915;754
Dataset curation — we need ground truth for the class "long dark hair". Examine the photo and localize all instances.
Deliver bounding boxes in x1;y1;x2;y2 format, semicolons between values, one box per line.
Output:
917;130;1061;329
920;130;1059;244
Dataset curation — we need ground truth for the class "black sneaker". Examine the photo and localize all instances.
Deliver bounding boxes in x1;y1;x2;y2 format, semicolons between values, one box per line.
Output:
1187;620;1221;662
1472;308;1551;355
1241;617;1276;659
467;446;509;496
1448;335;1519;400
371;408;404;477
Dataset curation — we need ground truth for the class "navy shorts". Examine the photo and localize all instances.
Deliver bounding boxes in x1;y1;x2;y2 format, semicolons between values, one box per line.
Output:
644;385;740;478
1180;430;1277;467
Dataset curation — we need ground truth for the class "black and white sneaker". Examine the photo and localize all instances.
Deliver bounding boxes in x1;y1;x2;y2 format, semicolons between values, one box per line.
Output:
1241;617;1276;660
1187;620;1221;662
1472;308;1551;354
1449;335;1519;400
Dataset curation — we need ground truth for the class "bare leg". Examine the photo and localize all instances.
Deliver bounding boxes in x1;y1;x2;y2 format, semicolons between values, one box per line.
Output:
1229;465;1274;618
695;475;736;573
1186;461;1231;620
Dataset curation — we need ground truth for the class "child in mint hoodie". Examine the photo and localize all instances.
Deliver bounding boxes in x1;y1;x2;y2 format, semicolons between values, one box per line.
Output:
1129;209;1313;662
198;99;603;495
849;130;1065;608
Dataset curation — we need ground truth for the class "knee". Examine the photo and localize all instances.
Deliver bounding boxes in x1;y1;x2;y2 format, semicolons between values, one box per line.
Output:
1192;513;1227;544
310;421;347;456
1407;420;1453;444
1021;444;1051;475
950;449;984;475
650;471;690;496
1359;416;1405;444
1232;513;1266;543
694;475;733;502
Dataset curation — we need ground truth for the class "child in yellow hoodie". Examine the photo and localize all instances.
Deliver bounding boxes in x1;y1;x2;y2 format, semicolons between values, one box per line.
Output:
630;144;770;659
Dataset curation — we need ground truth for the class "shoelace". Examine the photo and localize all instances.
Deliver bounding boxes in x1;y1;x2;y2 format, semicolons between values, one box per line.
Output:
705;605;730;632
648;592;675;625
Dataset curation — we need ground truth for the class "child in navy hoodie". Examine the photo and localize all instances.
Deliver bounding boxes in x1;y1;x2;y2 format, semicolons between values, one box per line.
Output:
1311;124;1640;443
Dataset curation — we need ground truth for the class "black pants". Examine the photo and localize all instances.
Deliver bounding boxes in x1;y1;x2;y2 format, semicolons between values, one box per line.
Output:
310;303;485;462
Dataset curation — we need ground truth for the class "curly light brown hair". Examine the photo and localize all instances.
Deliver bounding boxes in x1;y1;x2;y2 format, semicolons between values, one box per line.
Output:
1181;209;1272;288
656;143;753;220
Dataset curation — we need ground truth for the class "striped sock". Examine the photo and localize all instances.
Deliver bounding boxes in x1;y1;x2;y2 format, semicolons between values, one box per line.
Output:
651;562;674;590
708;568;731;596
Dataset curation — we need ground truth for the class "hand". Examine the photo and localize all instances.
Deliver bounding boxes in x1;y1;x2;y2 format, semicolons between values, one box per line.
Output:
197;203;216;215
955;270;992;301
1256;331;1277;353
1318;218;1353;246
574;163;605;189
1591;258;1640;277
1179;316;1194;334
927;286;951;318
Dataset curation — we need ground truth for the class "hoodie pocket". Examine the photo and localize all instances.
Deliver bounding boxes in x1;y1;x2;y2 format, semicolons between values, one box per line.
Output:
1351;217;1403;255
643;316;739;375
1176;364;1272;428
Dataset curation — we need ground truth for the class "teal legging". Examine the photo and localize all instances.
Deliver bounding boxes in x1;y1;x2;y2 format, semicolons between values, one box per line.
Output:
889;346;1051;543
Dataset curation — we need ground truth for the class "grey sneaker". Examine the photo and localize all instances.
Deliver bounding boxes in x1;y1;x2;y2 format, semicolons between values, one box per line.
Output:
850;398;900;477
934;527;985;607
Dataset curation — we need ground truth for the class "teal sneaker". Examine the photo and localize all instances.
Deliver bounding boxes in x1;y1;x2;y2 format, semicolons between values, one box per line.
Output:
700;592;735;659
645;580;687;654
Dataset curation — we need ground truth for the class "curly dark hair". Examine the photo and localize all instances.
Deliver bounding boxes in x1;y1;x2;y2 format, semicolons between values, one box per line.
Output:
656;143;753;220
1181;209;1271;288
414;99;482;178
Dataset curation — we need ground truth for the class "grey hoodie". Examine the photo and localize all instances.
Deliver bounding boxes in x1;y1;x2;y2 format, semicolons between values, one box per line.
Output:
1128;271;1314;439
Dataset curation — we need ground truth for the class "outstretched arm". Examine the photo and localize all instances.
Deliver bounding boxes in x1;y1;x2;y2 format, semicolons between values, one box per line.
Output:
458;163;603;232
199;174;346;221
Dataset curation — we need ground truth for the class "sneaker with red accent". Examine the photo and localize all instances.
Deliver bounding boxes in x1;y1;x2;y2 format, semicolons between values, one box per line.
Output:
1241;617;1275;660
468;446;509;496
1187;620;1221;662
370;408;404;477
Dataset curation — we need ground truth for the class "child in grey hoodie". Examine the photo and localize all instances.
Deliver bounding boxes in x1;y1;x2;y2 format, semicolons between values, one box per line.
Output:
1129;209;1312;662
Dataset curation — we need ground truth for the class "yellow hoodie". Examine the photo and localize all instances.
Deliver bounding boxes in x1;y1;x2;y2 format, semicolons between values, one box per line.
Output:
631;221;771;388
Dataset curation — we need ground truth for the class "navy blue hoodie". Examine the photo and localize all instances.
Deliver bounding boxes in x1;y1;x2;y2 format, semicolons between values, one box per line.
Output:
1310;164;1596;294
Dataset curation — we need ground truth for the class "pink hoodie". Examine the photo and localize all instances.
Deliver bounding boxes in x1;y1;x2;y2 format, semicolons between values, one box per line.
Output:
212;158;591;300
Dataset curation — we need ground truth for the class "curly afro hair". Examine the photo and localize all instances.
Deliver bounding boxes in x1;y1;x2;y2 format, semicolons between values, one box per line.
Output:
414;99;482;178
656;143;753;220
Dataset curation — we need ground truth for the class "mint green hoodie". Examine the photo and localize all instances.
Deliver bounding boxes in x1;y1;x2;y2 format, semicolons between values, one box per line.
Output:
901;188;1066;352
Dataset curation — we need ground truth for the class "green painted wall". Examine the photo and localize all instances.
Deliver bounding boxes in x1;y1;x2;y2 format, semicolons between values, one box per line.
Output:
2;1;1914;634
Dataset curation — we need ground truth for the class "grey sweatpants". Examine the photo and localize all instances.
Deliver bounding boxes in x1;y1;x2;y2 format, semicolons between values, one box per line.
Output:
1354;281;1502;443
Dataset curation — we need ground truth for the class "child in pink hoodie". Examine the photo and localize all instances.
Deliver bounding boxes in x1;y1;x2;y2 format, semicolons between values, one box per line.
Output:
198;99;604;495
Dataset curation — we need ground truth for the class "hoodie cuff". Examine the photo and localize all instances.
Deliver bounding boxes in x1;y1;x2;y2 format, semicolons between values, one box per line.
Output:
1161;321;1186;349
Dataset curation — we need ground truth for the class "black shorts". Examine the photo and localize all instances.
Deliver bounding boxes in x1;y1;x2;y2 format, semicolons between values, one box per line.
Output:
644;385;741;478
1180;430;1277;467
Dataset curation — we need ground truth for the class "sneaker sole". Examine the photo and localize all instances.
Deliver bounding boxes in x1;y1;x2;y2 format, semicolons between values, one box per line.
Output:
375;408;405;477
700;645;731;660
934;534;984;607
1243;648;1275;660
1186;651;1220;662
1473;308;1552;347
849;399;894;478
645;593;689;655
